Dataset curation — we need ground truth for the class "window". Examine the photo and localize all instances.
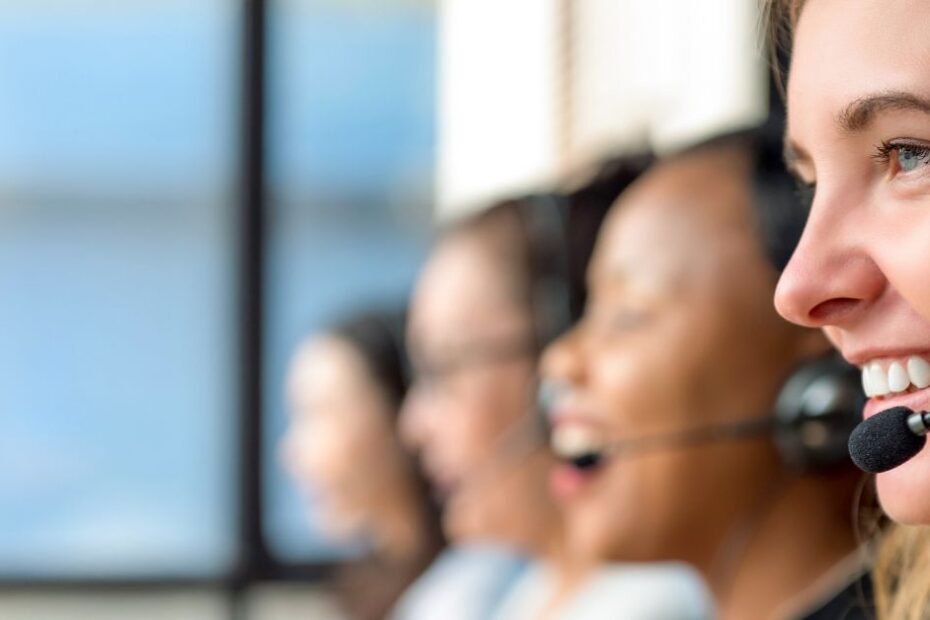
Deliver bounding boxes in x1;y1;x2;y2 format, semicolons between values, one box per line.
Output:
263;0;436;562
0;1;436;616
0;0;238;579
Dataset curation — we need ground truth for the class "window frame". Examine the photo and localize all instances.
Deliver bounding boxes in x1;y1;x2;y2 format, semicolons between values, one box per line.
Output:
0;0;338;615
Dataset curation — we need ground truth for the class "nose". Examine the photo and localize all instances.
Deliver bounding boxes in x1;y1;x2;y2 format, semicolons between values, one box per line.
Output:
774;193;886;329
540;325;586;387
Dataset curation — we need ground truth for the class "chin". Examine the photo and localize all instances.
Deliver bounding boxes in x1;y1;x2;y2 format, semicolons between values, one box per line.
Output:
319;504;370;541
441;496;492;545
567;505;636;563
877;446;930;524
317;519;355;543
441;511;472;544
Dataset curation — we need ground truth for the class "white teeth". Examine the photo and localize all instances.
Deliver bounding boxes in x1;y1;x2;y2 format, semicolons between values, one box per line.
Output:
888;362;910;393
861;366;874;397
551;426;605;459
908;356;930;389
860;357;930;398
868;362;890;396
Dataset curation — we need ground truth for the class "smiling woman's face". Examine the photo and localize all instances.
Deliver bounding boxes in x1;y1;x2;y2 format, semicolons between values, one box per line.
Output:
774;0;930;523
542;148;821;565
282;336;407;541
400;227;552;548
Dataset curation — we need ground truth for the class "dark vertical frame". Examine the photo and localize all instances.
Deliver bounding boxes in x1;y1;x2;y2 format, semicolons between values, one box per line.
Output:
235;0;271;607
236;0;332;599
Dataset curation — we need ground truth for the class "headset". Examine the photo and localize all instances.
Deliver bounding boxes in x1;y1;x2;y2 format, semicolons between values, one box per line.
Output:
771;353;863;470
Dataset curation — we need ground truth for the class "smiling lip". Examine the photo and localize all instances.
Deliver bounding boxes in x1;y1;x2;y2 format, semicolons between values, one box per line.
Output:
843;347;930;367
549;461;602;503
864;387;930;419
548;413;608;453
548;410;604;428
839;347;930;418
547;411;610;502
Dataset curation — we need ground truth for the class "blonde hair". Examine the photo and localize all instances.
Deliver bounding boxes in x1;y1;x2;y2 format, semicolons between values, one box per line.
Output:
764;0;930;617
873;525;930;620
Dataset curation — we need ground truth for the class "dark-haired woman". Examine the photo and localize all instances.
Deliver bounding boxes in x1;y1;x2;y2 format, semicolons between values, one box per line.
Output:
281;311;443;620
542;134;867;620
402;159;713;620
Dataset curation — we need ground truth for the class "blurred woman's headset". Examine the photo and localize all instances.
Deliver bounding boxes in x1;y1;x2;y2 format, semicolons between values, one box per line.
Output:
772;353;863;471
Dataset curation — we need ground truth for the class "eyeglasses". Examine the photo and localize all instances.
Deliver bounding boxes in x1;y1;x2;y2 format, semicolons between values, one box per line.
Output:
409;334;537;397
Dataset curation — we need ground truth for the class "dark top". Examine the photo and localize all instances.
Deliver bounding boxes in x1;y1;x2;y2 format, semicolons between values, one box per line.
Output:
797;571;875;620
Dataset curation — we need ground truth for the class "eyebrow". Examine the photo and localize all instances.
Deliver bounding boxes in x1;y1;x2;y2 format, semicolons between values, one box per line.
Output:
605;261;681;293
783;91;930;174
838;91;930;132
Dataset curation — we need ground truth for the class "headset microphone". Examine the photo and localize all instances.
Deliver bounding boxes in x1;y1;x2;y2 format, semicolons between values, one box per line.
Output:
578;416;777;468
847;407;930;473
546;353;862;472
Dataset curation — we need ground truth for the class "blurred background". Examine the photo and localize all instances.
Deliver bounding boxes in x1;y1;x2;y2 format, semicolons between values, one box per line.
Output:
0;0;767;618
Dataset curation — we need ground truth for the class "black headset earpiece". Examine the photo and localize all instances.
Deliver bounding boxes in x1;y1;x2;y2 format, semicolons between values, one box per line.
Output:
772;353;863;471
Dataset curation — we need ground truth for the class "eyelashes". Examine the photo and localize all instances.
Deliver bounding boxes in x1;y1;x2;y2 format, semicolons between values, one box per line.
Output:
581;303;651;336
785;138;930;209
873;139;930;175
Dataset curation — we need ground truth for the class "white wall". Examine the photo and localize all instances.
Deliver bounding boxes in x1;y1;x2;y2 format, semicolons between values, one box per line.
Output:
570;0;767;163
437;0;768;218
436;0;562;219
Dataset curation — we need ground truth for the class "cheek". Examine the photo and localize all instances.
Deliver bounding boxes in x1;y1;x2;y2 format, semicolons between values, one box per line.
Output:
285;426;323;477
425;400;504;475
878;217;930;320
312;423;374;484
464;413;513;464
592;350;692;435
459;369;534;455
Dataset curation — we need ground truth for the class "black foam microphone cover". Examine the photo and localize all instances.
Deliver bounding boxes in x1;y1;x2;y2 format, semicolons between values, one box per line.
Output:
848;406;926;473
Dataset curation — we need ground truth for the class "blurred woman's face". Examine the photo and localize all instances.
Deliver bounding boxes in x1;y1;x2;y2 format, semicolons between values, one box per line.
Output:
282;336;412;542
542;154;818;565
401;233;549;546
774;0;930;523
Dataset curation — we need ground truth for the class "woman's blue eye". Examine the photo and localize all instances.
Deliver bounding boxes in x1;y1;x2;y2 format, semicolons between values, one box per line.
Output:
897;145;930;173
